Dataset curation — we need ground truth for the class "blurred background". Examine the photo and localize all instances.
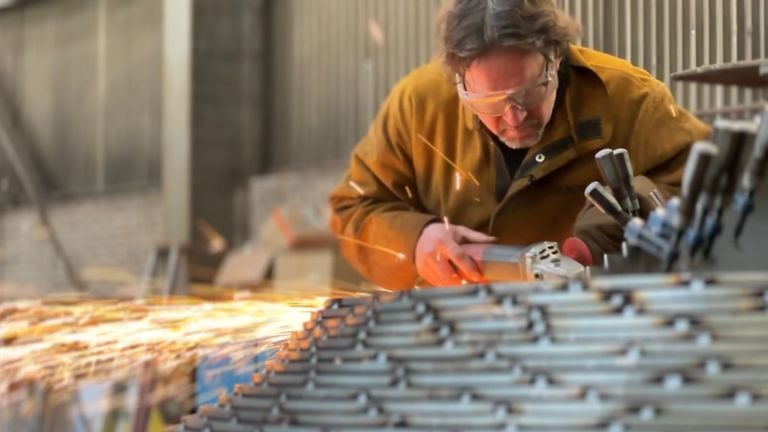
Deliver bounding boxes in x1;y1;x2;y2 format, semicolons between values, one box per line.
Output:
0;0;765;296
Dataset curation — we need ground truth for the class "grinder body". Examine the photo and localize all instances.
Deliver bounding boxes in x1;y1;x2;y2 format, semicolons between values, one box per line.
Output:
463;242;586;282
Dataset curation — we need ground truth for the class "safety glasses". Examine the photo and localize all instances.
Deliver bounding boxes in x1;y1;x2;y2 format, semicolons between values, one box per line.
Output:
457;59;555;117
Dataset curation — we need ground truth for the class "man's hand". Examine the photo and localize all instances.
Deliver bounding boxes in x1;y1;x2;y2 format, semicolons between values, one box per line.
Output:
414;222;497;286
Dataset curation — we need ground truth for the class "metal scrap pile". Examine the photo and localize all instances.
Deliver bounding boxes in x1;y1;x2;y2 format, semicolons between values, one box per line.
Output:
180;272;768;431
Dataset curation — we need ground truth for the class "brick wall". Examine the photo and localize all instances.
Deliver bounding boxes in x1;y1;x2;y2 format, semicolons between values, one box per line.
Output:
0;189;162;299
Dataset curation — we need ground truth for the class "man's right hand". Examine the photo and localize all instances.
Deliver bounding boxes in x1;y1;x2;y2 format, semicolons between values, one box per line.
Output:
414;222;497;286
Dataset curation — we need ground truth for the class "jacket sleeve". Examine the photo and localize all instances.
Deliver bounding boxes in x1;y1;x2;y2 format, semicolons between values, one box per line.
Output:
574;80;711;261
329;83;436;290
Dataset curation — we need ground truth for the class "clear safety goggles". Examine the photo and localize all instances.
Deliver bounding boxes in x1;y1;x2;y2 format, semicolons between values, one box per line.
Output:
456;59;555;117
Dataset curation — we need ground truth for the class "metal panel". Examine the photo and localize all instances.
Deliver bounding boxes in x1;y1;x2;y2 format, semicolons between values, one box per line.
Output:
0;0;163;196
104;0;163;187
555;0;765;119
268;0;444;171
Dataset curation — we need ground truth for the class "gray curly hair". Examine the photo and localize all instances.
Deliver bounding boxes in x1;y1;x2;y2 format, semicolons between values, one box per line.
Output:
441;0;582;75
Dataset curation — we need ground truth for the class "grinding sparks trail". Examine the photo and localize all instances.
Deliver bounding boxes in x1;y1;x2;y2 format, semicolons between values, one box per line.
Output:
416;134;480;186
337;235;406;261
0;292;328;398
349;180;365;195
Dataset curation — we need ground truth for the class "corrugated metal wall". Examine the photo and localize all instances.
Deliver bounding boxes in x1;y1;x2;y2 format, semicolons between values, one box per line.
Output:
268;0;446;170
267;0;768;171
558;0;767;119
0;0;163;196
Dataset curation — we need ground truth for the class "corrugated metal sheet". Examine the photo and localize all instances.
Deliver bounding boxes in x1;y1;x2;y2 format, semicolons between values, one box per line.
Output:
267;0;767;171
0;0;162;195
557;0;767;120
268;0;445;170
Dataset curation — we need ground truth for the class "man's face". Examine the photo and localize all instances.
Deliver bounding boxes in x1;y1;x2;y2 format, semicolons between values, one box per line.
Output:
462;47;559;149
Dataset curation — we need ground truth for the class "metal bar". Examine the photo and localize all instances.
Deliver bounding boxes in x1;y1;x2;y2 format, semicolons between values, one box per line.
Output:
703;0;711;113
586;0;594;48
689;0;698;111
663;0;670;85
163;245;182;296
0;93;86;292
95;0;107;192
161;0;191;245
637;0;644;70
611;0;619;56
716;0;725;111
745;0;753;107
139;248;160;298
694;102;768;118
761;0;766;59
731;0;740;112
574;0;582;46
594;0;603;51
676;0;684;105
624;0;631;61
650;0;657;77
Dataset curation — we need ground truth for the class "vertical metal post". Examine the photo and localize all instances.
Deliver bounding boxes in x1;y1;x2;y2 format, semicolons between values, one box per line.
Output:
689;0;698;111
624;1;631;61
730;0;740;112
161;0;191;245
675;0;684;106
661;0;672;88
95;0;107;192
586;0;594;48
161;0;192;289
637;0;644;70
702;0;711;111
573;1;584;45
650;0;657;77
760;0;766;59
716;0;725;110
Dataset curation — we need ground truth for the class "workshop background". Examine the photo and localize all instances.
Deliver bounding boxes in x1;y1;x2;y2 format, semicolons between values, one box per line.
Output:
0;0;767;298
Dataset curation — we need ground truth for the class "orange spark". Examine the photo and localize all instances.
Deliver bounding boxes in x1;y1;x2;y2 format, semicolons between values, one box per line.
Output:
416;134;480;187
337;235;406;261
0;292;329;399
368;19;385;46
348;180;365;195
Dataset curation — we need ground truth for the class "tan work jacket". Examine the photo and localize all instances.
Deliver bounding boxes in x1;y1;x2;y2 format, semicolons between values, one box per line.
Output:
330;45;710;290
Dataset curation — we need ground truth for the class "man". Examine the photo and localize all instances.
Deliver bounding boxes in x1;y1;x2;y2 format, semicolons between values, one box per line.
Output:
330;0;709;290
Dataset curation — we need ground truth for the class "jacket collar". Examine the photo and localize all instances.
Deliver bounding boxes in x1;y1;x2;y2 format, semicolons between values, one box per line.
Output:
563;45;615;154
487;46;616;218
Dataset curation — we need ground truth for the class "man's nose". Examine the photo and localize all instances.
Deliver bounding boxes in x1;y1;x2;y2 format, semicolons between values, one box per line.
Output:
501;105;528;126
